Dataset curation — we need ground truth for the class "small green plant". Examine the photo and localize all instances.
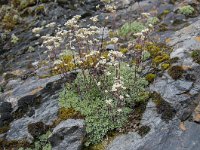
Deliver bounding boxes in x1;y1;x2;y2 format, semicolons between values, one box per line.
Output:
179;5;195;16
11;34;19;44
147;17;159;25
118;21;146;38
18;131;52;150
34;131;52;150
59;63;149;146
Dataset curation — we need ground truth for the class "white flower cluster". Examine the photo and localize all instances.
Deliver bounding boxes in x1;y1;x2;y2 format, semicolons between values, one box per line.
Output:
111;77;126;92
32;27;43;34
64;15;81;28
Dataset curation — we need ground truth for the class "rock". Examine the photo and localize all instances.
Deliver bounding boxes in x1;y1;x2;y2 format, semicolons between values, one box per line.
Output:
137;121;200;150
106;44;116;51
49;119;85;150
35;66;51;78
5;79;22;91
3;75;61;108
150;78;192;105
0;102;12;113
193;103;200;123
0;113;13;127
107;133;142;150
177;107;192;121
6;117;34;143
0;102;13;128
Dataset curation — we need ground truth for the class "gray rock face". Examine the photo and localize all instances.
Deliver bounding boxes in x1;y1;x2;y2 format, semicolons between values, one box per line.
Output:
49;119;85;150
107;133;142;150
138;121;200;150
6;91;60;143
6;117;34;143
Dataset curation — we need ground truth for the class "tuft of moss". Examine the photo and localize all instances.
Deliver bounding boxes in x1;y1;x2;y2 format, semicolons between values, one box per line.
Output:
120;48;128;54
161;63;170;70
151;92;176;122
34;5;45;15
146;73;156;83
191;50;200;64
0;140;30;149
2;14;18;30
168;65;184;80
53;107;82;126
153;53;170;65
158;10;170;19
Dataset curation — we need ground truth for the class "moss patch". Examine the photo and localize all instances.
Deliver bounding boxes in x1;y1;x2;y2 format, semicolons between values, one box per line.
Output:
53;107;83;127
146;73;156;83
168;65;184;80
151;92;176;122
0;139;31;149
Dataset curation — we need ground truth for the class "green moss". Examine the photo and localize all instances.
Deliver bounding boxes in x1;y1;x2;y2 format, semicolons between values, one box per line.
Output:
168;65;184;80
153;53;170;65
146;73;156;83
34;5;45;15
53;107;82;126
2;14;18;30
151;92;176;122
161;63;170;70
179;5;195;16
191;50;200;64
119;48;128;54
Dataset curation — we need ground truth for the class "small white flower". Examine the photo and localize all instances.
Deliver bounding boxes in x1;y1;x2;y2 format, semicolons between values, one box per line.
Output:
105;99;113;105
141;12;151;18
148;24;153;28
119;95;124;100
90;15;99;22
105;90;108;93
106;72;111;76
97;82;101;86
134;32;143;37
111;37;118;43
117;108;122;112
